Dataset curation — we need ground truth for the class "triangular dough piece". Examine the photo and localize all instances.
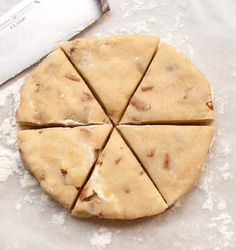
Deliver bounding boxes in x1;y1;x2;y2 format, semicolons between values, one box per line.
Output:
118;125;214;205
17;125;112;210
61;35;159;124
72;129;167;219
121;44;214;124
16;49;110;127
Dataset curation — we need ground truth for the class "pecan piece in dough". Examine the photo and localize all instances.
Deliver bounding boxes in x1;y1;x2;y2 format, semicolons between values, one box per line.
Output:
141;86;154;92
124;188;130;194
163;153;170;170
80;189;98;202
65;74;80;82
82;92;94;102
35;83;40;92
206;101;214;110
80;128;92;137
60;168;68;175
146;149;156;157
130;98;151;111
115;157;122;165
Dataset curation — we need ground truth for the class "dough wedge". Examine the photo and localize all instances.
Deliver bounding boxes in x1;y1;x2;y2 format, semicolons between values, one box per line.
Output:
72;129;167;219
118;125;214;205
18;125;112;210
16;49;109;127
62;35;159;124
121;44;214;125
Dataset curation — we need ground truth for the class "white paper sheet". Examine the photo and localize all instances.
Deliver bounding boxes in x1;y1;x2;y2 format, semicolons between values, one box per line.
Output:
0;0;235;249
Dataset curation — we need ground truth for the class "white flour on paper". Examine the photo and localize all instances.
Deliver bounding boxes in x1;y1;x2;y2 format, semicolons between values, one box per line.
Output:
0;77;24;183
197;89;234;248
0;148;19;182
208;213;234;248
51;212;66;225
20;170;38;189
219;163;233;181
15;191;54;212
90;227;112;249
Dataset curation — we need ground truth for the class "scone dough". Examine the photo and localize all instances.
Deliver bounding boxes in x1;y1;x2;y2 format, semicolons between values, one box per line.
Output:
16;35;214;220
72;129;168;219
118;125;214;205
18;125;112;210
121;44;214;124
16;49;109;126
62;35;159;124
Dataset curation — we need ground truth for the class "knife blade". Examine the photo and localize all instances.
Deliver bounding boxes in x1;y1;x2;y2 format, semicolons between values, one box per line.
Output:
0;0;109;85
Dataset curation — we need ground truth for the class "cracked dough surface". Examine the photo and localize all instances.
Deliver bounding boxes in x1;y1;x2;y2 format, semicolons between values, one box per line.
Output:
16;35;214;220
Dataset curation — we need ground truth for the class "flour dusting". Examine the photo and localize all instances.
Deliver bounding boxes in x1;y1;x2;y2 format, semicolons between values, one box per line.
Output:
0;76;25;183
0;148;20;182
90;227;112;249
219;163;234;180
200;170;216;211
208;213;234;247
52;212;66;225
20;171;38;189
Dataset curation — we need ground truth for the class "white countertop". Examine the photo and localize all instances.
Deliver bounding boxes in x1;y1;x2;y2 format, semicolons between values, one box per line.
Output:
0;0;235;249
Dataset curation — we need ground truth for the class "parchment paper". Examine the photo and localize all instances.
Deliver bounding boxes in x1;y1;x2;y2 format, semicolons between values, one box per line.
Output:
0;0;235;249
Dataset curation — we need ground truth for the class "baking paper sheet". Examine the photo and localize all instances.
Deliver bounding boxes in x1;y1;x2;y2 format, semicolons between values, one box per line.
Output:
0;0;235;249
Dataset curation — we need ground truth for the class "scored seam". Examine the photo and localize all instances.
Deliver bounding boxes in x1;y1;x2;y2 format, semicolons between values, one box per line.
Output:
117;41;159;125
60;48;114;126
116;128;168;206
69;127;114;212
18;122;109;130
119;121;213;126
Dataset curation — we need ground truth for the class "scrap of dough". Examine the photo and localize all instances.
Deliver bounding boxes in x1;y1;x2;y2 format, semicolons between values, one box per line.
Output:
17;125;112;210
16;49;110;127
120;44;214;124
61;35;159;124
118;125;214;205
72;129;167;219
